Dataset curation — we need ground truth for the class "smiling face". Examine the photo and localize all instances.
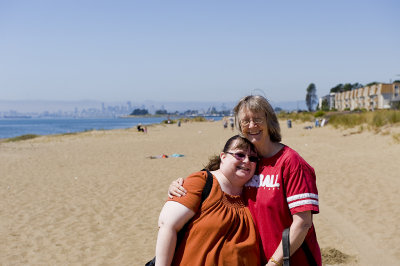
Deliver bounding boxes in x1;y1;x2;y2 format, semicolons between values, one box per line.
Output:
233;95;282;145
238;107;270;149
220;139;258;185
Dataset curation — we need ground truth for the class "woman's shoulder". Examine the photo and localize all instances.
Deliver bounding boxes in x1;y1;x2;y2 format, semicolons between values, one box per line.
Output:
279;145;312;168
184;170;208;184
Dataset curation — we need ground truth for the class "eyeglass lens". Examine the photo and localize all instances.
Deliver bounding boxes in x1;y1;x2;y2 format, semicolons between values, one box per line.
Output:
228;152;258;163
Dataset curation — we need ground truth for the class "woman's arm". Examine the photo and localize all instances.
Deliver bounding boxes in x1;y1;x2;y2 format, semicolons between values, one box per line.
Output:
168;178;187;198
266;211;312;266
155;201;195;266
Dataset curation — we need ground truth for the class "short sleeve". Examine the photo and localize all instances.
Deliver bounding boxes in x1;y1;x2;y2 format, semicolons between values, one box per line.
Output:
284;155;319;215
168;171;207;213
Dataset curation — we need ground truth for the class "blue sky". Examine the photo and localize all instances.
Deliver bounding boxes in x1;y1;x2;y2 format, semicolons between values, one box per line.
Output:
1;0;399;103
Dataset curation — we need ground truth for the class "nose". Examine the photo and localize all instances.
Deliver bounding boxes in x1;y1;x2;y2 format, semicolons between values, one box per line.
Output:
248;120;257;128
242;154;251;163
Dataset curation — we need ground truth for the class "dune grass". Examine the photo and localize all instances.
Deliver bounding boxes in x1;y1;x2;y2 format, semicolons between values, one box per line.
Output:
162;116;208;124
6;134;40;142
392;133;400;143
278;111;315;123
328;110;400;129
279;110;400;131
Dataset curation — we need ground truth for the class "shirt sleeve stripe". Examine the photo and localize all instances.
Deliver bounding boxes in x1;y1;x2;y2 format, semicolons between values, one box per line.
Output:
287;193;318;203
288;199;319;209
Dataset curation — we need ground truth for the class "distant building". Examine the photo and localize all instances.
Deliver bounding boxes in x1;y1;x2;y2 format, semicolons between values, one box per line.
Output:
318;92;335;110
319;82;400;111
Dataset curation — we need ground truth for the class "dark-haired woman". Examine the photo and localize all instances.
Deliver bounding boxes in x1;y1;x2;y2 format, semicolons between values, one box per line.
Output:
155;135;261;266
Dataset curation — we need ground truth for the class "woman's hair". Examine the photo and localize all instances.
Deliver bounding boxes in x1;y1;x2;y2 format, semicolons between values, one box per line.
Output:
233;95;281;142
204;135;257;171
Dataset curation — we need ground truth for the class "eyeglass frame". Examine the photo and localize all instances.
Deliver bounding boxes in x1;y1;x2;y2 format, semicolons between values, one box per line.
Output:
239;118;264;127
225;152;259;163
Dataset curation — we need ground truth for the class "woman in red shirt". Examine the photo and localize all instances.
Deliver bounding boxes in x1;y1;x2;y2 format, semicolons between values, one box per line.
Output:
170;95;321;266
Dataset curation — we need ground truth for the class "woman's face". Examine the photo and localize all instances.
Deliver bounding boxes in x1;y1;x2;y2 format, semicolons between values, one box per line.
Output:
238;108;269;148
220;145;258;183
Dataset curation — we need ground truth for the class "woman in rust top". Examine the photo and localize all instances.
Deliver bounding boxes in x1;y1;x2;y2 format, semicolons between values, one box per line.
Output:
155;135;261;266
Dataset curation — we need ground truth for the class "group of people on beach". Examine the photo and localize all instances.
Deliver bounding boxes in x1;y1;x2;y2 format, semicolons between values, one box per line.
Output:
150;95;321;266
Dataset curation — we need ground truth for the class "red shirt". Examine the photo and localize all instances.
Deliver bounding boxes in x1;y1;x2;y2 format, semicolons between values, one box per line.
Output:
243;145;322;266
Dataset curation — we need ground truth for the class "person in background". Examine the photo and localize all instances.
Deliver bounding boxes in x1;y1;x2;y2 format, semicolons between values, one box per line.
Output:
155;135;260;266
169;95;321;266
230;117;234;131
137;123;144;132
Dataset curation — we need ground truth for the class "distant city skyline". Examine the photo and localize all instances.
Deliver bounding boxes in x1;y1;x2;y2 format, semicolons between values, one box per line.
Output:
1;1;399;103
0;99;308;116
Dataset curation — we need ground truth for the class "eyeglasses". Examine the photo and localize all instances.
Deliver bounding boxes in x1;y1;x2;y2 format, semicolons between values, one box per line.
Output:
240;118;264;127
226;152;259;163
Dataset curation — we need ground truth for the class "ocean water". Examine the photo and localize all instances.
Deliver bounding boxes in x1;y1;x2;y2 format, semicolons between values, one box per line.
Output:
0;116;223;139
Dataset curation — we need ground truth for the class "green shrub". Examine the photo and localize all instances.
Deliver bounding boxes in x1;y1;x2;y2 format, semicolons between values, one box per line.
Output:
6;134;39;142
314;110;325;118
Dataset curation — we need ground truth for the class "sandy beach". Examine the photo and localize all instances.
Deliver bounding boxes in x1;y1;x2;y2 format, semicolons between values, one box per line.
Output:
1;119;399;265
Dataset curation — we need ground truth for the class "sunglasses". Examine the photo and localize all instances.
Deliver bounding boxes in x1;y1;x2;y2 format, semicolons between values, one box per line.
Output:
226;152;259;163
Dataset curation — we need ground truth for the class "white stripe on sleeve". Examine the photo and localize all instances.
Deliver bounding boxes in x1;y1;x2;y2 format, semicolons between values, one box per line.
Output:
288;199;319;209
287;193;318;203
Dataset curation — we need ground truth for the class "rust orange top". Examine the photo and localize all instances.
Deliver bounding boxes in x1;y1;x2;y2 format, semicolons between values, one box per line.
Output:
168;171;260;266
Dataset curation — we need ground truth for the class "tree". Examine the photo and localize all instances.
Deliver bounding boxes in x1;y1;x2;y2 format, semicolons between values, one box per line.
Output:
305;83;317;112
155;109;168;115
366;81;379;87
130;108;148;115
320;99;329;111
330;82;363;93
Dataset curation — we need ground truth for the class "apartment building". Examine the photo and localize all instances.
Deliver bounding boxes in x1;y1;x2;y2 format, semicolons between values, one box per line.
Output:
332;82;400;111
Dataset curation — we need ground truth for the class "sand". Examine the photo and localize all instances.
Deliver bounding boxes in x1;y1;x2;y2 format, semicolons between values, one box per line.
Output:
1;120;399;265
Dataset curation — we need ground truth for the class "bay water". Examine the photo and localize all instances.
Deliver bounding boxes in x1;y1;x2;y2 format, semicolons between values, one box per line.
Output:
0;117;223;139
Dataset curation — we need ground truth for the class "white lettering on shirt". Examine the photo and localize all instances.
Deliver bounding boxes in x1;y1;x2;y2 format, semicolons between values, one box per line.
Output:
245;174;280;189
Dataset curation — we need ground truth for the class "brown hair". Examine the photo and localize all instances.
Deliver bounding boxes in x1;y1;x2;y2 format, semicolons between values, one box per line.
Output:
204;135;258;171
233;95;281;142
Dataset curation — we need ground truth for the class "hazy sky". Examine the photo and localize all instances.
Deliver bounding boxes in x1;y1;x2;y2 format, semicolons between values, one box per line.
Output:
1;0;399;103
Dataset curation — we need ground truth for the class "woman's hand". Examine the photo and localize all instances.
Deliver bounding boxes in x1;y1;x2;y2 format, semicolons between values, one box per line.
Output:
266;211;312;266
168;178;187;198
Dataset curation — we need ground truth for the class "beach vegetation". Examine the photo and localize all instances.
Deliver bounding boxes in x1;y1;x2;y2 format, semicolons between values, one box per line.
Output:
188;116;208;122
314;110;325;118
162;116;208;124
392;133;400;143
328;113;367;129
60;132;78;136
321;247;355;265
278;111;314;122
6;134;40;142
328;110;400;129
